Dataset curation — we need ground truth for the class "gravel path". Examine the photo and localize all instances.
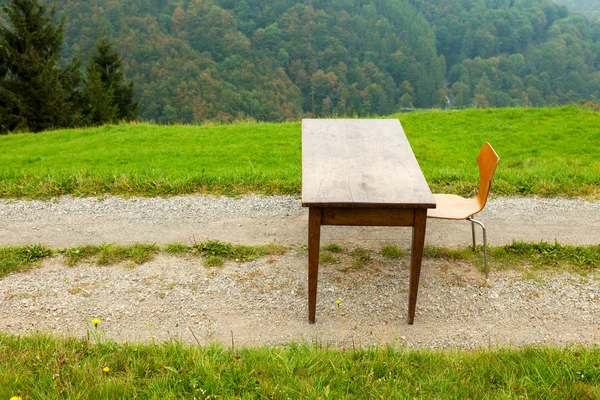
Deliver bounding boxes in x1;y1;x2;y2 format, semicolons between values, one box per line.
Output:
1;195;599;248
1;195;599;348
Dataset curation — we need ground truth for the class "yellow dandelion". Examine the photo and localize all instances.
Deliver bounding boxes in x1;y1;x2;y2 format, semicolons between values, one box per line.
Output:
10;396;23;400
336;299;341;307
103;366;110;373
91;318;101;327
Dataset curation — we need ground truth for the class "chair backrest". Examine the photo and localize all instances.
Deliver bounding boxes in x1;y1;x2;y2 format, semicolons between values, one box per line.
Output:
475;142;500;209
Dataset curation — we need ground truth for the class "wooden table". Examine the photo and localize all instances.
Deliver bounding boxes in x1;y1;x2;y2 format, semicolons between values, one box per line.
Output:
301;119;436;324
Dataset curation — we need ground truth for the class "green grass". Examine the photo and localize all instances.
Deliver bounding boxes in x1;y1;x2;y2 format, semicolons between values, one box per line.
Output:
1;241;598;278
319;251;340;264
203;256;224;267
399;106;600;198
320;243;343;263
61;243;159;267
380;244;406;258
350;248;372;269
324;243;343;253
0;122;301;198
61;241;287;267
0;244;52;278
189;240;288;262
0;242;288;276
0;334;598;399
1;106;599;199
425;241;600;275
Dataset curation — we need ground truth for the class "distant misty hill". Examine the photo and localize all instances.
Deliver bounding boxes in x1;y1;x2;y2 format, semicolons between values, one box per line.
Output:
553;0;600;20
36;0;600;123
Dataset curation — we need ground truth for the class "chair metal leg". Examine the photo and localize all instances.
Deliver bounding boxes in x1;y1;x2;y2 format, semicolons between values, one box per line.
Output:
468;217;488;279
470;219;476;249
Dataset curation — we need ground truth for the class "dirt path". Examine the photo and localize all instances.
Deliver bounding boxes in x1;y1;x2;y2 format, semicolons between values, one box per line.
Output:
1;195;599;349
1;195;599;248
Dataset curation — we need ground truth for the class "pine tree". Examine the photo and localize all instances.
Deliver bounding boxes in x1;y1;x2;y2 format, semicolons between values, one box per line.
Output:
82;37;138;125
0;0;81;134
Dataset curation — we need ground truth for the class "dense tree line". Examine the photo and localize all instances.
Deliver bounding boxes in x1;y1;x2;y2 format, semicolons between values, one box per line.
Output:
0;0;137;133
4;0;600;126
53;0;448;123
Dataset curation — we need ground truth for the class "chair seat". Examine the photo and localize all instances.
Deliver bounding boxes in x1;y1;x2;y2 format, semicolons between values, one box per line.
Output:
427;194;483;220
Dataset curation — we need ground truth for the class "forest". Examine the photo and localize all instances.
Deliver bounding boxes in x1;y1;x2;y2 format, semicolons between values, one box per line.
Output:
554;0;600;20
4;0;600;124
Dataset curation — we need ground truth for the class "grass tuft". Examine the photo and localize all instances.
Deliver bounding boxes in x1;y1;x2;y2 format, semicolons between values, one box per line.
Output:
203;256;224;267
162;242;189;256
425;241;600;275
61;244;158;267
190;240;288;262
319;251;339;264
493;241;600;272
324;243;343;253
380;245;405;258
351;248;372;269
0;244;52;278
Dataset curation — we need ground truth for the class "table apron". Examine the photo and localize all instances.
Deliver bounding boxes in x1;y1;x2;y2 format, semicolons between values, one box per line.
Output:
319;207;418;227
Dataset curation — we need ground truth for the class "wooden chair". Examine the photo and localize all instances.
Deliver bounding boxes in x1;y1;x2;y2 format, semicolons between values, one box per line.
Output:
427;142;499;278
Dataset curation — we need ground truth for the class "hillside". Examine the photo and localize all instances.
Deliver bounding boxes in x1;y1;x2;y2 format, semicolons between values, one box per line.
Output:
554;0;600;20
32;0;598;124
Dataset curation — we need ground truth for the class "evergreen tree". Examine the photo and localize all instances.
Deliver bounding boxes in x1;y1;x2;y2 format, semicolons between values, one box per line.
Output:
82;36;138;125
0;0;81;134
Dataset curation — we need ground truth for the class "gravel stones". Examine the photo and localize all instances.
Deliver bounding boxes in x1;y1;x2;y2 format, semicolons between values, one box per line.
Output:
0;252;598;349
0;194;599;348
1;195;600;247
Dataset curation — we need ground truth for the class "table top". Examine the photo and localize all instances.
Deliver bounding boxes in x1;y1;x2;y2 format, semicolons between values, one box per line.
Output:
301;119;436;209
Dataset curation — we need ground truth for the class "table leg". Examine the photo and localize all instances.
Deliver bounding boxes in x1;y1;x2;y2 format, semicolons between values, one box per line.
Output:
408;209;427;324
308;207;322;323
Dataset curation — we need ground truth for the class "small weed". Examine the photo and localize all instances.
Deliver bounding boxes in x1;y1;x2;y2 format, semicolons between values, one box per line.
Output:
320;251;339;264
163;242;189;256
62;245;103;266
204;256;224;267
62;244;158;267
324;243;343;253
197;240;235;257
351;248;372;269
380;245;405;258
67;287;82;295
261;244;288;256
96;244;158;266
192;240;286;261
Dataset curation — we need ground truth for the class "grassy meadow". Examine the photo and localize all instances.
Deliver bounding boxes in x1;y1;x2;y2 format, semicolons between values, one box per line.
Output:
1;334;598;399
0;106;599;199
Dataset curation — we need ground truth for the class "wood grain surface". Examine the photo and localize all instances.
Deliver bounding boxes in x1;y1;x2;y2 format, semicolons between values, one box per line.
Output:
301;119;436;209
